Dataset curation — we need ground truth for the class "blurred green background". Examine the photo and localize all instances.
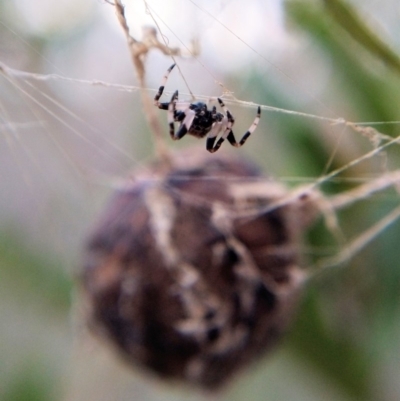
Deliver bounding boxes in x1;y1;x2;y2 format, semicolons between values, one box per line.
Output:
1;0;400;400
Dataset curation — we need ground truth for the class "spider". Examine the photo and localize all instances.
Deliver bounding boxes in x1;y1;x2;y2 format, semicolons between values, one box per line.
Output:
154;64;261;153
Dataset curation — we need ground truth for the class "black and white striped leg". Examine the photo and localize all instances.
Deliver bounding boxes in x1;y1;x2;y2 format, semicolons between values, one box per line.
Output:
156;102;171;111
217;98;235;126
207;105;234;153
217;100;261;149
206;118;227;152
228;106;261;147
154;63;176;107
168;90;192;141
176;109;196;139
208;122;233;153
168;90;179;139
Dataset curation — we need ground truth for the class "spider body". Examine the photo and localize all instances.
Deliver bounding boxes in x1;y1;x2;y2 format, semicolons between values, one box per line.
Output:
183;101;220;138
169;101;216;139
154;64;261;153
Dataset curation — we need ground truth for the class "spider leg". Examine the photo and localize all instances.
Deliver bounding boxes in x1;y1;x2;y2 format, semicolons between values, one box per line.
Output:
154;63;176;108
168;91;193;140
174;110;186;123
211;105;217;119
156;102;171;110
208;113;233;153
176;109;196;139
206;117;227;152
217;99;261;148
217;98;235;126
168;90;179;139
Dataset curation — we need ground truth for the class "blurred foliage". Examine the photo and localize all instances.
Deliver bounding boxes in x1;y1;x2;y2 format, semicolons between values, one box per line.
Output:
1;0;400;401
249;0;400;400
323;0;400;75
286;0;400;128
0;230;72;312
282;1;400;400
2;364;53;401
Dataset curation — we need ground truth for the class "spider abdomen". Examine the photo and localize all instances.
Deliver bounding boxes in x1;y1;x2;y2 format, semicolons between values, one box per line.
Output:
187;103;215;138
188;116;214;138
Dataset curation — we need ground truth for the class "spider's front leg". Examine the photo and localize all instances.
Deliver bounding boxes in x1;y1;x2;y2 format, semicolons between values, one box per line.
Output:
167;91;194;141
154;63;176;109
167;90;179;139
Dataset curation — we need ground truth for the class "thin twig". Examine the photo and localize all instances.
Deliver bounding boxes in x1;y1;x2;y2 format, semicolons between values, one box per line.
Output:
112;0;187;165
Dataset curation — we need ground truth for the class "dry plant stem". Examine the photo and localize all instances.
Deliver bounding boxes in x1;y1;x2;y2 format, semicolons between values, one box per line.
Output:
330;169;400;210
314;204;400;271
236;169;400;272
113;0;179;166
307;169;400;273
314;171;400;245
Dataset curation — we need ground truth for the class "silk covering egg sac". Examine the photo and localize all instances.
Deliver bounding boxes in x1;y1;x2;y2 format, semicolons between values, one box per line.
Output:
81;150;317;389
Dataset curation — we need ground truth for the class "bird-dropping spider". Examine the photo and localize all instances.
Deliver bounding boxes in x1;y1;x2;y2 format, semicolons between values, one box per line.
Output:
154;64;261;153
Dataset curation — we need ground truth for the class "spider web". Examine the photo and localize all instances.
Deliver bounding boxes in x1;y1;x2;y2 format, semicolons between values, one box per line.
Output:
1;0;400;399
1;0;400;270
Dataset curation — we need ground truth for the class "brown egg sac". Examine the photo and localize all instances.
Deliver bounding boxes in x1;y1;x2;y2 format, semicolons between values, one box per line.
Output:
81;149;318;389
